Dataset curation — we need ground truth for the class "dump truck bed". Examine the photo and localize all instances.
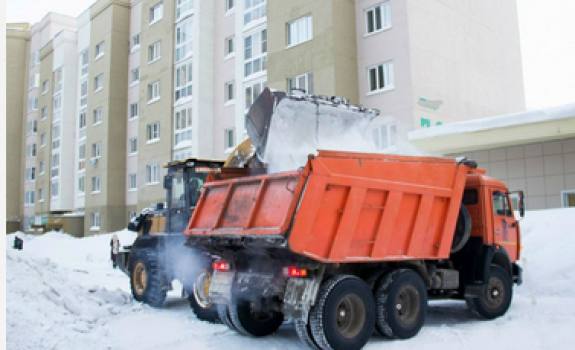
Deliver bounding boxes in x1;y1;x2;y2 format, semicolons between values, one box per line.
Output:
185;151;476;263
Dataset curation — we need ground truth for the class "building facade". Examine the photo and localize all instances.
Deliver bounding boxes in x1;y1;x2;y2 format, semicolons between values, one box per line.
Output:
7;0;528;234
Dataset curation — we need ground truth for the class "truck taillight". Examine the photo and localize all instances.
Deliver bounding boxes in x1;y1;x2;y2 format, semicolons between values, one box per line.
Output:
284;267;308;277
213;262;230;271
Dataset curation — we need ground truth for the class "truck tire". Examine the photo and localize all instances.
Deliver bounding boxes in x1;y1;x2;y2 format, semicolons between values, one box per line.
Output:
218;304;238;331
375;269;427;339
451;205;472;253
188;269;219;323
310;275;375;350
466;265;513;320
229;297;284;337
295;319;321;350
130;249;166;307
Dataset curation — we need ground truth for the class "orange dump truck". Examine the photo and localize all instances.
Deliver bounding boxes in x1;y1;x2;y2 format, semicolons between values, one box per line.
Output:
184;150;524;350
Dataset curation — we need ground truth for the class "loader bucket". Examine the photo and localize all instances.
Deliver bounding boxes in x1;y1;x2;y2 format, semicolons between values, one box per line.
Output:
245;88;286;160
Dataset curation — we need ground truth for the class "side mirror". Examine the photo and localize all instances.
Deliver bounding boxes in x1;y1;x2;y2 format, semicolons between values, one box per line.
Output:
518;191;525;218
163;174;172;190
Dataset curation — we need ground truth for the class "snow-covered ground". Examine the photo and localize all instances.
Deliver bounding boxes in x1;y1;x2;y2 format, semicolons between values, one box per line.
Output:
6;209;575;350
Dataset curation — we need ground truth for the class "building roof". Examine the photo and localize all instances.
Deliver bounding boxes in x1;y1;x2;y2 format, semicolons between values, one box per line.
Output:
408;103;575;154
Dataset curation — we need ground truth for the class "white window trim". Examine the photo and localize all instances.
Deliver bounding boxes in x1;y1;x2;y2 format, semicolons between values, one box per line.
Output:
128;174;138;192
561;190;575;208
147;123;161;143
129;138;138;156
286;15;313;49
364;2;392;37
146;164;160;185
92;178;101;194
148;41;162;64
149;2;164;26
90;212;101;231
95;42;105;61
366;61;395;96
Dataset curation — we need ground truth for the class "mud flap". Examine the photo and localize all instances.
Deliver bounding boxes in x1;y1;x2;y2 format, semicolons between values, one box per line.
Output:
209;270;236;303
282;269;324;322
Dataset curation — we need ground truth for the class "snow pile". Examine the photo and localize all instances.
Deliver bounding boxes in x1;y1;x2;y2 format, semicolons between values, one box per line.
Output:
6;209;575;349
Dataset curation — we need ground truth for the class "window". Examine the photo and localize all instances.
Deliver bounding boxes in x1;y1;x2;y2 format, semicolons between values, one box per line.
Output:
365;2;391;35
95;41;105;59
94;74;103;92
148;81;161;102
38;188;44;202
78;144;86;171
26;144;37;158
287;15;312;47
174;108;192;147
93;108;102;125
25;191;35;205
92;142;102;159
244;0;266;26
78;176;85;194
146;164;160;184
29;73;39;90
226;0;234;11
51;181;59;198
79;111;87;129
81;50;89;77
225;81;235;102
174;62;193;102
130;103;139;119
25;167;36;182
41;107;47;120
131;68;140;84
225;129;235;149
368;61;394;93
92;176;101;193
493;191;512;217
30;50;39;67
175;18;193;62
40;133;46;147
372;124;397;150
53;68;63;94
244;80;266;110
288;72;313;94
53;96;61;121
129;138;138;154
27;120;38;135
147;122;160;142
561;190;575;208
176;0;194;21
52;124;61;150
129;174;137;190
150;2;164;24
244;29;267;77
225;36;235;56
80;80;88;107
42;80;49;94
149;41;162;63
28;97;38;112
39;161;45;174
91;212;100;230
51;153;59;178
132;34;140;51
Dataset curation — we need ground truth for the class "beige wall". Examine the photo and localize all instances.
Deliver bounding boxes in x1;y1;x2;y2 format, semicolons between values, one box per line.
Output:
450;138;575;210
6;28;30;230
84;0;131;235
267;0;358;103
137;0;176;210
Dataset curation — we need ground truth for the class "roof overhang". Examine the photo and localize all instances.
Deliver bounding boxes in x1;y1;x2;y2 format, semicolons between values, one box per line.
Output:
408;103;575;154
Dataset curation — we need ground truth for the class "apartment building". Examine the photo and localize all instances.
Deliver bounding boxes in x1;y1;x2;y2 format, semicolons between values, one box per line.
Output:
8;0;527;234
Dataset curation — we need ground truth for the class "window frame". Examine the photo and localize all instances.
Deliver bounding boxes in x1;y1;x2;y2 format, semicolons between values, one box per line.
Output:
286;15;313;48
243;29;267;79
150;2;164;25
129;137;138;155
148;41;162;63
365;2;392;36
94;74;104;92
95;41;105;59
146;163;160;184
147;122;161;143
288;72;313;94
367;61;395;94
92;176;101;193
93;107;103;125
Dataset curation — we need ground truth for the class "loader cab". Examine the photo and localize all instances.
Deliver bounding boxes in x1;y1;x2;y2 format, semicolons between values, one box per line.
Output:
163;159;225;234
464;174;523;262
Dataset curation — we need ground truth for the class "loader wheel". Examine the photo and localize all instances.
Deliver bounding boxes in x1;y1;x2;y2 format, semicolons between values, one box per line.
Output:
188;269;219;323
218;304;238;332
451;205;471;253
466;265;512;320
375;269;427;339
229;297;284;337
130;250;166;307
310;275;375;350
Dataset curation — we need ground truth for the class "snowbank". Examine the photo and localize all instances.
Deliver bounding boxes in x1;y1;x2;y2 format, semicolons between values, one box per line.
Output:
6;209;575;349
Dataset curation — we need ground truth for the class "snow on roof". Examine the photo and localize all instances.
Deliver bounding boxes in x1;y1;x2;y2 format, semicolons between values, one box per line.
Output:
409;102;575;141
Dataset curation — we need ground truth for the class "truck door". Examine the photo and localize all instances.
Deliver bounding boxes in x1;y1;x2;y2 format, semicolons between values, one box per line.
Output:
491;190;519;262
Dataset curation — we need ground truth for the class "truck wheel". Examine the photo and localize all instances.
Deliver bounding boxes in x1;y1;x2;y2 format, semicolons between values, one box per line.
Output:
218;304;238;331
466;265;512;320
295;319;321;350
451;205;471;253
375;269;427;339
130;250;166;307
229;297;284;337
188;269;219;323
310;275;375;350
